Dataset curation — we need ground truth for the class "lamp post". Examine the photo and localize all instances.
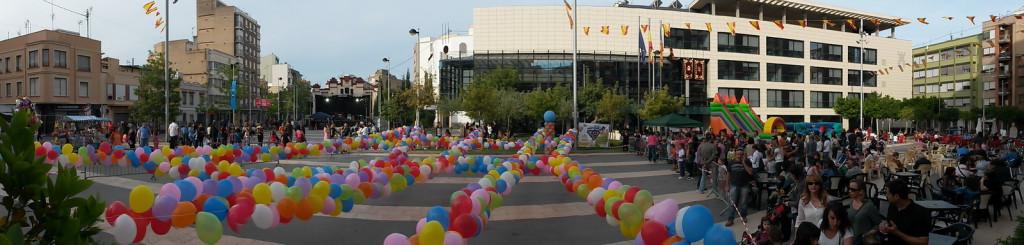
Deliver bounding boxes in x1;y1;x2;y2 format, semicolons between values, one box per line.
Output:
856;19;867;130
163;0;170;141
382;57;391;129
409;28;421;127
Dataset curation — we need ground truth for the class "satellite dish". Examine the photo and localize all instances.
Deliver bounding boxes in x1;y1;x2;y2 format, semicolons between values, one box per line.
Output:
443;45;449;54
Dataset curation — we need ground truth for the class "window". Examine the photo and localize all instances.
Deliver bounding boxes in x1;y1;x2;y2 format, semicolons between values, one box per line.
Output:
984;81;996;90
15;55;21;71
28;50;38;68
718;87;760;107
54;78;68;97
811;67;843;85
15;82;21;97
718;33;759;54
106;83;114;100
129;85;138;101
54;50;67;68
28;78;38;96
914;85;925;94
810;42;842;61
767;89;804;108
3;83;9;97
811;91;842;108
718;60;759;81
41;49;49;67
766;37;803;58
3;57;8;73
78;81;89;97
849;47;878;64
767;63;804;83
665;29;710;50
847;70;877;87
77;55;91;72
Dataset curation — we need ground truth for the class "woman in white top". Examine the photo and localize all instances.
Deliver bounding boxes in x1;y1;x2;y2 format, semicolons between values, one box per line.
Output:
796;174;828;228
819;202;853;245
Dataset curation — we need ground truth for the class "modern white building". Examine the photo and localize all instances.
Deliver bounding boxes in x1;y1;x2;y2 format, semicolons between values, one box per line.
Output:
440;0;914;129
260;53;300;93
413;31;475;99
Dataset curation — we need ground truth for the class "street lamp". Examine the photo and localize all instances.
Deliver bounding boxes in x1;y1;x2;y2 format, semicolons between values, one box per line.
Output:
382;57;390;129
409;28;421;127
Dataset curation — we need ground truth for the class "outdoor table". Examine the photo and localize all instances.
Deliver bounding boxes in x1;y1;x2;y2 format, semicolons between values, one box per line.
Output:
928;232;956;245
895;172;921;178
916;200;960;211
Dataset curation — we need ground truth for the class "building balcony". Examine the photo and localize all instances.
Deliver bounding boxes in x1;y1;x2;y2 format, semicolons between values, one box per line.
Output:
1000;55;1012;61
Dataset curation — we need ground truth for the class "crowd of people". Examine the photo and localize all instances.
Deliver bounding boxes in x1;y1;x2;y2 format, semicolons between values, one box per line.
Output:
630;127;1022;245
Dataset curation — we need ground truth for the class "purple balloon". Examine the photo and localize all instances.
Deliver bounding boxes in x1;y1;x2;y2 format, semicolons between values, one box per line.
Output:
296;178;312;197
466;183;482;191
602;178;615;189
152;195;177;221
159;183;181;202
228;176;243;194
202;179;218;196
330;173;345;185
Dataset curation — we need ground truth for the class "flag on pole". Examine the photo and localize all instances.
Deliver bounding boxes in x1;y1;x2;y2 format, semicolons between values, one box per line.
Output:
749;21;760;31
143;1;158;15
563;0;574;29
638;29;647;64
772;20;785;30
726;22;736;35
967;16;976;25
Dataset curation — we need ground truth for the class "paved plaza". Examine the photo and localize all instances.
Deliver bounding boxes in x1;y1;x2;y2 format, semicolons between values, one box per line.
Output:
82;141;1022;244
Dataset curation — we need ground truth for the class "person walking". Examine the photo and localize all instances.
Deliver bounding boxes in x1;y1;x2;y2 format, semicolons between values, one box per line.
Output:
697;135;718;194
138;124;150;148
168;121;179;148
725;150;754;227
646;131;659;163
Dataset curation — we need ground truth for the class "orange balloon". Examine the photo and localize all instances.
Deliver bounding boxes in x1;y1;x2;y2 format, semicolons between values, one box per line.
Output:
278;198;297;221
193;194;210;211
408;234;419;245
358;182;374;198
295;197;315;221
662;235;682;245
275;175;288;184
171;202;198;228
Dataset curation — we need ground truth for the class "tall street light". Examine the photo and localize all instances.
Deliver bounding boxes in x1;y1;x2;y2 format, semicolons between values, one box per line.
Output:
409;28;421;127
163;0;170;141
382;57;391;129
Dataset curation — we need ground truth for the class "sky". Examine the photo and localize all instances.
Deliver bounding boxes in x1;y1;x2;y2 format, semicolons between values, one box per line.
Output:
1;0;1020;85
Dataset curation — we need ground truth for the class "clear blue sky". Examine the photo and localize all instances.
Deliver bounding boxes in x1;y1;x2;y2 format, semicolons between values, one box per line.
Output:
1;0;1019;84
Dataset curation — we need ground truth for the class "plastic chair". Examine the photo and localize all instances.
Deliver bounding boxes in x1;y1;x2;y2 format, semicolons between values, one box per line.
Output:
933;223;975;245
973;193;993;228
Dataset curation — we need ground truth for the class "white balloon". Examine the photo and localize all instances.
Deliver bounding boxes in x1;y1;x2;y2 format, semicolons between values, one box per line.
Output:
674;206;691;237
168;166;180;179
605;213;619;227
477;178;493;188
188;158;205;171
270;182;287;201
111;214;136;245
273;167;286;176
252;204;274;229
587;188;606;206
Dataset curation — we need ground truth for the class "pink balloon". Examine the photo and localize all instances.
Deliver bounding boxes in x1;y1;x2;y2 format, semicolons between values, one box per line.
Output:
608;181;623;190
345;174;360;188
416;218;427;233
383;233;411;245
443;231;464;245
321;198;336;215
159;183;181;202
645;199;679;226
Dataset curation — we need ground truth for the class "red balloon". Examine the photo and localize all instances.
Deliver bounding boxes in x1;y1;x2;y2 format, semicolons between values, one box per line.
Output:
624;187;641;203
46;150;58;160
151;219;172;235
99;142;112;154
563;180;574;192
450;195;473;218
451;214;480;238
129;210;152;243
105;201;129;225
640;220;669;245
34;147;45;156
193;194;211;211
611;200;625;220
595;199;607;217
227;205;249;233
263;168;276;182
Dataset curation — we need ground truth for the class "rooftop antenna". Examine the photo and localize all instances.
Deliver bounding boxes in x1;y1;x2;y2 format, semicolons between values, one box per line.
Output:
43;0;92;37
25;20;31;34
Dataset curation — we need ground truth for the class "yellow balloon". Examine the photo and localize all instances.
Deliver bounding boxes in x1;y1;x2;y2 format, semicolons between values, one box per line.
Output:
129;185;155;213
302;166;312;178
308;196;324;213
170;157;183;167
330;199;342;216
217;161;230;172
253;183;272;204
312;181;330;198
228;163;243;177
61;144;73;155
188;169;200;177
419;221;445;245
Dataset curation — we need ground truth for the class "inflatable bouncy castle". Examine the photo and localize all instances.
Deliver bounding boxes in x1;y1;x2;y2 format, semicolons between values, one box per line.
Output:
708;93;785;139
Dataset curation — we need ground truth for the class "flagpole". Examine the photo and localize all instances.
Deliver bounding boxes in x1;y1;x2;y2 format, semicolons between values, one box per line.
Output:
858;18;865;130
637;16;641;132
572;0;578;131
164;0;170;141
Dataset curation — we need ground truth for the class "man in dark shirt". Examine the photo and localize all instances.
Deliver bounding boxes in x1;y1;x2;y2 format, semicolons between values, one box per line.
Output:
913;155;931;169
880;179;930;245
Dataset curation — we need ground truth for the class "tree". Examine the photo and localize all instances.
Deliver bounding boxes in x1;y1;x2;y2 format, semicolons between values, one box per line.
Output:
402;74;437;127
496;89;527;132
273;79;312;123
639;88;682;120
474;67;519;90
579;78;606;122
0;110;105;243
460;82;500;124
381;93;413;126
832;96;861;120
596;89;630;127
131;52;182;126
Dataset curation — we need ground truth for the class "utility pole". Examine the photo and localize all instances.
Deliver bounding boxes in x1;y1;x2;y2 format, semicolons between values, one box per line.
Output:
857;19;866;130
571;0;579;131
164;0;170;141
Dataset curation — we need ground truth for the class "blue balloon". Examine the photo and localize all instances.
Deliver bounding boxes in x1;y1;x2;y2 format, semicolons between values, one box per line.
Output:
203;197;229;221
682;205;714;242
217;180;234;197
329;184;342;199
703;224;736;245
425;206;450;230
405;174;415;186
544;111;556;122
143;161;156;171
176;180;197;201
496;179;508;193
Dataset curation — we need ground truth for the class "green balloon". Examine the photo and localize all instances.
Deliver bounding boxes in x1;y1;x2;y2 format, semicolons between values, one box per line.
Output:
633;190;654;211
195;212;223;245
287;186;303;201
576;184;591;199
488;191;503;210
340;185;354;200
353;190;367;204
605;197;622;217
618;203;643;228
